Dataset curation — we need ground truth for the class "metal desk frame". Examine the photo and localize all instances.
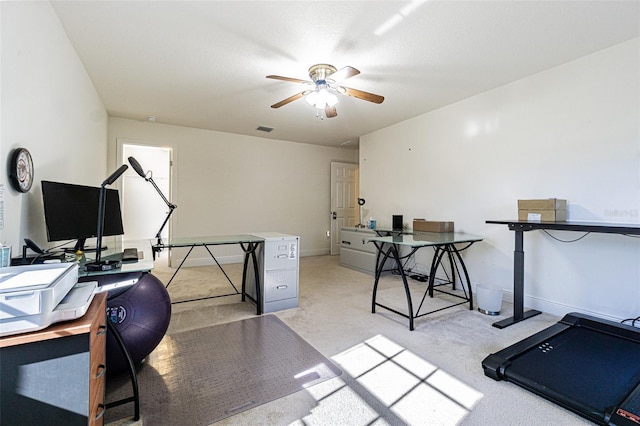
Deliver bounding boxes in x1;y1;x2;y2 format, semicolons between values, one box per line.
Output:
368;232;483;330
486;220;640;329
154;235;264;314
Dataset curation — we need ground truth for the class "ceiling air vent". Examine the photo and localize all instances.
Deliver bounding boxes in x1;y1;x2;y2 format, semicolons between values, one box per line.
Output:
256;126;274;133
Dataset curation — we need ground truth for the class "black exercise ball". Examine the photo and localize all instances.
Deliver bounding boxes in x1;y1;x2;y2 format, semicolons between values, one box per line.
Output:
81;272;171;374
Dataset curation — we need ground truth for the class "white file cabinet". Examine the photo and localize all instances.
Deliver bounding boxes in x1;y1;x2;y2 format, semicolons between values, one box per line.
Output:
247;232;299;313
340;227;379;274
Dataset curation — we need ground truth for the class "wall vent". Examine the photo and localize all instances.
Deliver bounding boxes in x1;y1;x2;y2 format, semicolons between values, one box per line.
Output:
256;126;274;133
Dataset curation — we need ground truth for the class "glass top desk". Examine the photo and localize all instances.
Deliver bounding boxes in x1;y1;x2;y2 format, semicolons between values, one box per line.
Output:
154;234;265;314
368;232;483;330
77;238;155;278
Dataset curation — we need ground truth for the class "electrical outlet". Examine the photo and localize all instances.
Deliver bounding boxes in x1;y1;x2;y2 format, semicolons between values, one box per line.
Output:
326;230;330;238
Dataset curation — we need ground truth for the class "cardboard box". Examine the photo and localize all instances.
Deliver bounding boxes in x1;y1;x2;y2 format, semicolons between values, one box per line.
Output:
518;198;567;210
518;209;567;221
412;219;454;233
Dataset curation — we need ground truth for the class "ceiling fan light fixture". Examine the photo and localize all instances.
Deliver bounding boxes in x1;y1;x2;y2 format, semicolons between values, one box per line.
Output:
305;87;339;109
267;63;383;118
305;90;319;107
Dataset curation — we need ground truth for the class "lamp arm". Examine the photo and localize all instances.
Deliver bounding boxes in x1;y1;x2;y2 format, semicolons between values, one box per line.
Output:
155;204;176;241
95;185;107;263
147;175;176;209
145;175;177;253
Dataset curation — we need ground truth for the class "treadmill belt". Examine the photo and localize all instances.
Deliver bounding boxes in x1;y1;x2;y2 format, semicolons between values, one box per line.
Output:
506;327;640;421
483;312;640;425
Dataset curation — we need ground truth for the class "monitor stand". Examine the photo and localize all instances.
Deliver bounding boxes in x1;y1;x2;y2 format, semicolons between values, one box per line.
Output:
64;238;107;253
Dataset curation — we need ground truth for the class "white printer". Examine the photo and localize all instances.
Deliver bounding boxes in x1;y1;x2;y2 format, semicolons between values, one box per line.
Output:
0;263;97;337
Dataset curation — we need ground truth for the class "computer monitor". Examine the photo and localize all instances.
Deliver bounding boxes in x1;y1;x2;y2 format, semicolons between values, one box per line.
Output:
41;180;125;252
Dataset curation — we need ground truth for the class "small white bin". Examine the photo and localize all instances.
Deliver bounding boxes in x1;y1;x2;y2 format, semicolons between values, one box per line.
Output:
476;284;502;315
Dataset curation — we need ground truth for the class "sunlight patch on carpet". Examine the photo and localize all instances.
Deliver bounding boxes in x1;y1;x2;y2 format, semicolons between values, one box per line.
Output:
332;334;483;425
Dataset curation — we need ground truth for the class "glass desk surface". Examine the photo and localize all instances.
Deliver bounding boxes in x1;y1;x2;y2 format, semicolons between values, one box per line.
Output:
162;234;265;247
77;238;155;277
368;232;483;246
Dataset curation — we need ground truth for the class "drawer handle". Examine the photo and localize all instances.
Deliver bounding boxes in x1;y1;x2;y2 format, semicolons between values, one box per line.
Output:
95;364;106;379
95;404;106;421
97;324;107;336
276;285;288;290
342;240;351;245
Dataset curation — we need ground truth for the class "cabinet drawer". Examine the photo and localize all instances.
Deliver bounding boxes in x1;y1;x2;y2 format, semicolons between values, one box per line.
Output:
264;269;298;302
340;247;377;274
341;230;377;254
89;295;106;426
264;240;299;270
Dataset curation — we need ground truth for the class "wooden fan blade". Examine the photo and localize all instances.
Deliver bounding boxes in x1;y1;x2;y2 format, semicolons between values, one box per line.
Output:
343;87;384;104
329;66;360;83
325;106;337;118
266;75;311;85
271;92;305;108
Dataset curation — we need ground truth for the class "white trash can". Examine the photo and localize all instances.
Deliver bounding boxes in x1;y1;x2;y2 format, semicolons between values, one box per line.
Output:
476;284;502;315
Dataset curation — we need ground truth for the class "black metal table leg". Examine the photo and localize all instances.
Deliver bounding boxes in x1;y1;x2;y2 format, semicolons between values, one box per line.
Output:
493;229;540;328
105;321;140;421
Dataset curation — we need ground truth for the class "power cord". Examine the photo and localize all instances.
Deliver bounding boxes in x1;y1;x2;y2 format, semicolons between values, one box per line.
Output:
621;315;640;328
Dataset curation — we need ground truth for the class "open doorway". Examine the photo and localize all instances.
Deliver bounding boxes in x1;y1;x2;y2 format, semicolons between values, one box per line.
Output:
119;142;173;244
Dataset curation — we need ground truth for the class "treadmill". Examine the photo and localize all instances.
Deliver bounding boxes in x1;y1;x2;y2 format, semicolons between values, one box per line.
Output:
482;312;640;425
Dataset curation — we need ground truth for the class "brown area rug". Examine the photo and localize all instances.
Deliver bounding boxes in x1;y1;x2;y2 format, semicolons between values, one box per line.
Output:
105;315;342;425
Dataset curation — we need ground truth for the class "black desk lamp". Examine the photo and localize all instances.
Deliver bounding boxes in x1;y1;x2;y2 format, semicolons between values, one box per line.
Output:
85;164;128;272
356;198;366;228
127;156;176;256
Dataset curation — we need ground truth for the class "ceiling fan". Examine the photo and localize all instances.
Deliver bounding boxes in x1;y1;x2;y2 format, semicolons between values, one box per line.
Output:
266;64;384;118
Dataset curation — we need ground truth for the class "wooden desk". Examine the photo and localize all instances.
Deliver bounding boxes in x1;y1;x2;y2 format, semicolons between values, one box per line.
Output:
0;292;107;425
486;220;640;328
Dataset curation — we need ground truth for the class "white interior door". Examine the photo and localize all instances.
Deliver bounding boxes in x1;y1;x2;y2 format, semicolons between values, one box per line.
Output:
330;162;358;255
120;143;172;242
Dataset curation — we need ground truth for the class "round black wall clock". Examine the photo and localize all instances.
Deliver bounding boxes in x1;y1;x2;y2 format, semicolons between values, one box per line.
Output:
9;148;34;193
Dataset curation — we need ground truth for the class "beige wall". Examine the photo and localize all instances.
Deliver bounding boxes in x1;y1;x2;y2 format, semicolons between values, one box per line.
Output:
360;38;640;322
1;1;108;252
108;118;358;261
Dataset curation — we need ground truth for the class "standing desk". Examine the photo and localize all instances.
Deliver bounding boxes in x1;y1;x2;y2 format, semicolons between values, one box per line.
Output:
486;220;640;329
368;232;483;330
154;235;264;314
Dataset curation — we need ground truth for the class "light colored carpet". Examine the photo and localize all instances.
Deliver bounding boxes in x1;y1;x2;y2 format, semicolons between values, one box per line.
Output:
107;254;590;425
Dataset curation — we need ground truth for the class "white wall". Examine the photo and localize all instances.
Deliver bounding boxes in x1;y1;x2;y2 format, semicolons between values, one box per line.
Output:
0;2;108;254
108;118;358;262
360;38;640;322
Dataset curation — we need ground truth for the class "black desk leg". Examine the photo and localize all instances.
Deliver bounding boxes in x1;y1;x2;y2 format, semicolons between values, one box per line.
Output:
493;229;541;328
371;242;389;314
240;242;262;315
105;321;140;421
391;244;415;331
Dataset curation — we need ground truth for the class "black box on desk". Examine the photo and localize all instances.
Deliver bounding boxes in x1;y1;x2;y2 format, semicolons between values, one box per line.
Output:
393;215;403;230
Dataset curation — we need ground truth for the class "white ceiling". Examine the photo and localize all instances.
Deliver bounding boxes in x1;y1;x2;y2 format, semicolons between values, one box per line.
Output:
51;1;640;149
